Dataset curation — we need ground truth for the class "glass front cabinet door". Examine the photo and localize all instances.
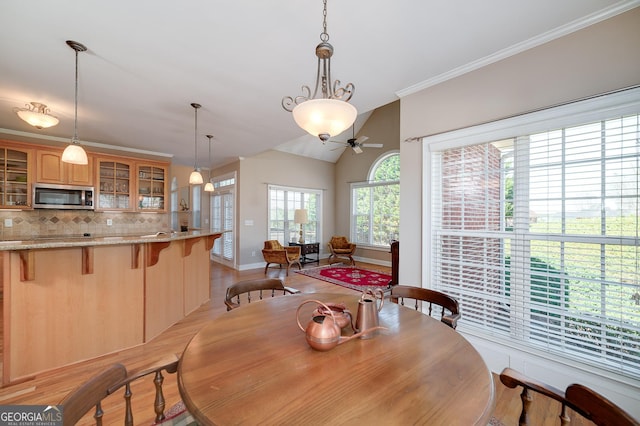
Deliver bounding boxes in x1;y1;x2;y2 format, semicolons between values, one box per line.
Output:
0;146;32;208
136;163;167;212
96;158;133;211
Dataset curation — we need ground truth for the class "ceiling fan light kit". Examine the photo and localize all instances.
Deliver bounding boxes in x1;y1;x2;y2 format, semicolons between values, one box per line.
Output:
282;0;356;143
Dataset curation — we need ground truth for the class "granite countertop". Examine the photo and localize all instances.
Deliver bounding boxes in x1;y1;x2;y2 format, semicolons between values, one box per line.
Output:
0;230;222;251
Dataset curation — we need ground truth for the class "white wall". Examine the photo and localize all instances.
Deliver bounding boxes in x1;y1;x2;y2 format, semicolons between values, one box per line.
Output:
236;150;335;269
399;7;640;417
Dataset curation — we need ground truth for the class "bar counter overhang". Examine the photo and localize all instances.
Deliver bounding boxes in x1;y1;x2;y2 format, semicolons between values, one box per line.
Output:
0;230;221;385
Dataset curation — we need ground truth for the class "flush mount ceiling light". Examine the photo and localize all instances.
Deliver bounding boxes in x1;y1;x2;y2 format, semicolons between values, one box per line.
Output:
189;103;204;185
14;102;59;129
204;134;215;192
282;0;356;143
61;40;89;165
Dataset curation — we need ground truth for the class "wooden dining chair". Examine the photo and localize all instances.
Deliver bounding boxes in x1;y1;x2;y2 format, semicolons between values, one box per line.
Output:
499;367;639;426
59;355;193;425
390;285;461;329
224;278;301;311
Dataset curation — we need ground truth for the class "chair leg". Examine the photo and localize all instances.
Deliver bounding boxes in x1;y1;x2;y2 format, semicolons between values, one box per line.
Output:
264;263;270;274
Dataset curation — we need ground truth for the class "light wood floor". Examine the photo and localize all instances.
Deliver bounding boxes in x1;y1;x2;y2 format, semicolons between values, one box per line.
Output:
0;260;588;425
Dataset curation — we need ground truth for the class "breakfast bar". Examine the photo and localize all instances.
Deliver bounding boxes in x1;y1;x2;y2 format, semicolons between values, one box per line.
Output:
0;231;221;384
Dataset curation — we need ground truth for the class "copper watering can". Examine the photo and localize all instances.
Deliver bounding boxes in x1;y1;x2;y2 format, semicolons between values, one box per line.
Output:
296;300;385;351
312;302;352;330
355;289;385;339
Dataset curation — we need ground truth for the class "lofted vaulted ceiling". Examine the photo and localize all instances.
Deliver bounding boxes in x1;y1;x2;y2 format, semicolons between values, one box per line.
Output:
0;1;637;167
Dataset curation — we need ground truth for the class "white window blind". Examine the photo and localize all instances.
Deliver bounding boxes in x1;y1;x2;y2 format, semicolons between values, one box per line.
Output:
431;112;640;378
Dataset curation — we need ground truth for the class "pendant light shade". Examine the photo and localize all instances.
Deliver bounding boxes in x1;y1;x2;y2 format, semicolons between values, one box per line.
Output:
282;0;356;142
204;134;214;192
292;99;357;142
189;169;203;185
15;102;59;129
188;103;203;185
61;143;89;165
62;40;89;165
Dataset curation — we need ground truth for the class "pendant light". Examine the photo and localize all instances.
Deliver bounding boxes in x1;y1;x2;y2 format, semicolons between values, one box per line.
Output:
61;40;89;165
188;103;204;185
282;0;356;143
204;134;215;192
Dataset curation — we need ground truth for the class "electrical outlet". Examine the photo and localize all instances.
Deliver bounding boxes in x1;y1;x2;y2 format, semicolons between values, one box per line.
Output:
106;219;113;226
251;250;256;257
4;218;12;228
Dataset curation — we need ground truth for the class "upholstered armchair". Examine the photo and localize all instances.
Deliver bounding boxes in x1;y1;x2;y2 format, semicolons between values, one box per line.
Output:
262;240;302;276
327;236;356;266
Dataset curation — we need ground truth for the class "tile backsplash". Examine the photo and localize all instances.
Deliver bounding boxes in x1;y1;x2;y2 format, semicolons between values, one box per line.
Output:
0;210;169;240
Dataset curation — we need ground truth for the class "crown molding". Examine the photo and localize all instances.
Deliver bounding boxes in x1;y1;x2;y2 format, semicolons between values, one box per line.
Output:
396;1;640;98
0;127;173;158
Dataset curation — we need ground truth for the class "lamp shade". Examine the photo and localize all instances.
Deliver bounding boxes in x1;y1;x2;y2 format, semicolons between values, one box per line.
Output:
189;170;203;185
204;182;214;192
15;103;59;129
294;209;309;224
61;143;88;165
292;99;357;140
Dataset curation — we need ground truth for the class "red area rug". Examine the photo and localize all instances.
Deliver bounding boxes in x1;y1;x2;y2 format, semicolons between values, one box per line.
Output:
296;264;392;292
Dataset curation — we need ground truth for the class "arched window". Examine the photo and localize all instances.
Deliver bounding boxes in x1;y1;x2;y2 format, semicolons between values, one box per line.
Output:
350;151;400;248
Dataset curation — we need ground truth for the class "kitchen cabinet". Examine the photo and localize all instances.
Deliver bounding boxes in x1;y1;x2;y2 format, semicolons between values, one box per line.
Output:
0;145;33;208
36;149;93;186
95;157;134;211
136;163;167;212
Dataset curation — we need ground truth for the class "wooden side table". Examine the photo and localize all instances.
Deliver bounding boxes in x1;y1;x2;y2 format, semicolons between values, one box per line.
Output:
288;242;320;266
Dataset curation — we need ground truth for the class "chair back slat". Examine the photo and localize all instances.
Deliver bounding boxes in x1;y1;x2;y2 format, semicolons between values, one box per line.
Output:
60;358;181;425
390;285;460;329
499;368;640;426
225;278;300;311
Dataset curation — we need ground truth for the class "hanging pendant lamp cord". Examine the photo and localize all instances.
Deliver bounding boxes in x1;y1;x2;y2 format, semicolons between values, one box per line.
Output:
320;0;329;42
73;49;79;144
194;107;198;169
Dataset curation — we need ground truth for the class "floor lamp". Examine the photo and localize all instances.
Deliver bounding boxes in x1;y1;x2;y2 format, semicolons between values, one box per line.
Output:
294;209;308;244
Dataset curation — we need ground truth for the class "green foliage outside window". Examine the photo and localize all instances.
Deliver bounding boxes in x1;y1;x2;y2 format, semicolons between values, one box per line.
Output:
352;153;400;247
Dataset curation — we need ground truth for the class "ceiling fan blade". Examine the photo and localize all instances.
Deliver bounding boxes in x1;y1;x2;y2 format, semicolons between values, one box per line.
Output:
355;136;369;144
330;146;345;151
327;140;347;145
362;143;383;148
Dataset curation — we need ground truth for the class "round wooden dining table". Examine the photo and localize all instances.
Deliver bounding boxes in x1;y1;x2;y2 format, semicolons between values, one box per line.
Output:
178;292;495;425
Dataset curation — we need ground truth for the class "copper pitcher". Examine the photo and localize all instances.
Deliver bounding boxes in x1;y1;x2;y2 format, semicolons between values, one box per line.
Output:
296;300;384;351
355;289;384;339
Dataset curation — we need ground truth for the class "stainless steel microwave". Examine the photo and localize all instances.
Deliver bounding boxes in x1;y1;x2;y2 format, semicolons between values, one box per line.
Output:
32;183;94;210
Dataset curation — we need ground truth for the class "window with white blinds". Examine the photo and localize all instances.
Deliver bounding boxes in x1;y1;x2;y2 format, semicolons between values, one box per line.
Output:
431;106;640;378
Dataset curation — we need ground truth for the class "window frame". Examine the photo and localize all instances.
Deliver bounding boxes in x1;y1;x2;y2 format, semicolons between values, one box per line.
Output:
424;87;640;380
267;184;322;245
350;150;400;249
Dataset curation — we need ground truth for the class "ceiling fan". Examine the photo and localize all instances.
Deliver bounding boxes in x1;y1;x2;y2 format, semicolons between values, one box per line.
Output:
329;126;383;154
